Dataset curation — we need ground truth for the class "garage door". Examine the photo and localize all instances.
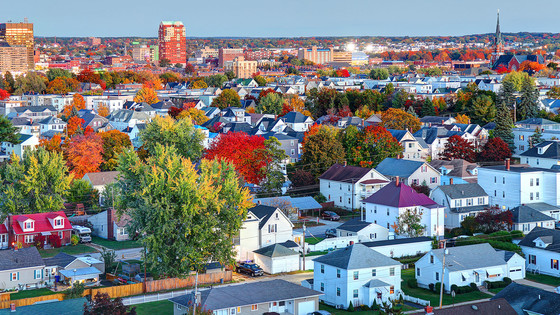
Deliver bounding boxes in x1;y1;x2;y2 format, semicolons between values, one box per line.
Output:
298;301;315;315
509;266;523;280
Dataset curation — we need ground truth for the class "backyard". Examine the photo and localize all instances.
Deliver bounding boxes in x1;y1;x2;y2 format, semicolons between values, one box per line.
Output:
8;288;56;300
39;244;97;258
134;300;173;315
526;272;560;287
91;236;142;250
319;302;416;314
400;269;492;306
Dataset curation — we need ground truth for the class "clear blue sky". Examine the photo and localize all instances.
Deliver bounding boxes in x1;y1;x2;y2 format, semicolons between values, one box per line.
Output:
2;0;559;38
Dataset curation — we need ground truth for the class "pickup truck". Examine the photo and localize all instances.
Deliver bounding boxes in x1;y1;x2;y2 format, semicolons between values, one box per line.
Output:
236;263;264;277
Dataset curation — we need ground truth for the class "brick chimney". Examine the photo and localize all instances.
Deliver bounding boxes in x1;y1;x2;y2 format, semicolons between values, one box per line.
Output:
395;176;400;186
450;178;454;185
107;208;115;240
505;158;510;171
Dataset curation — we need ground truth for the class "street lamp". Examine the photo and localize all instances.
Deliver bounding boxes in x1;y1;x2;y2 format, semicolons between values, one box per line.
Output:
72;269;76;288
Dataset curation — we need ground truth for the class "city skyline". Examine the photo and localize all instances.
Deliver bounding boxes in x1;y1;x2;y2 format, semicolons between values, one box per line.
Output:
2;0;560;38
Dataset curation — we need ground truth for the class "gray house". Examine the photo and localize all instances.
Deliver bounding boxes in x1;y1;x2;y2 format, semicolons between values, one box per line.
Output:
0;247;46;291
169;279;322;315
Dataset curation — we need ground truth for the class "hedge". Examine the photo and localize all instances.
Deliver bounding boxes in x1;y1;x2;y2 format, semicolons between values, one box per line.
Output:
407;278;418;288
451;284;475;294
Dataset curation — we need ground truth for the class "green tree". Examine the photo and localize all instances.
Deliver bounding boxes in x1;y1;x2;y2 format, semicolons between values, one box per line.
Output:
67;179;99;210
204;74;228;88
518;77;539;120
369;68;389;80
530;128;545;147
420;98;436;117
211;89;241;109
46;68;73;82
0;148;72;216
300;126;346;178
493;101;515;151
498;80;517;111
546;86;560;99
391;90;410;109
395;208;426;238
470;95;496;124
14;72;47;95
225;71;236;80
4;71;15;93
253;75;267;87
140;116;204;160
0;115;20;144
503;71;530;91
257;137;288;197
256;93;283;115
115;145;253;276
174;63;183;68
159;58;171;67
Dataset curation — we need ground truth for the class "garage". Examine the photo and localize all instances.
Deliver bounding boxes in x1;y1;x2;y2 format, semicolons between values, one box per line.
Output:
297;300;315;315
509;266;524;280
253;244;300;274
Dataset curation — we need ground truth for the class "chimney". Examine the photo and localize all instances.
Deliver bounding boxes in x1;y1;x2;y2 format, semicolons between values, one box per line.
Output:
395;176;400;186
449;178;454;185
107;208;114;240
505;158;510;171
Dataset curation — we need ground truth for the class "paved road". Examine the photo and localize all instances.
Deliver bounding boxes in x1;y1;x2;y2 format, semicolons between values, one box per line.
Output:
294;217;342;238
76;244;144;261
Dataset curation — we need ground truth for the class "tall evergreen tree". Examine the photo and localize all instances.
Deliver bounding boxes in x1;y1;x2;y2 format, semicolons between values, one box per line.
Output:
420;98;436;117
4;71;15;93
0;115;20;144
518;78;539;120
498;80;517;109
406;105;418;117
530;128;545;148
493;101;515;151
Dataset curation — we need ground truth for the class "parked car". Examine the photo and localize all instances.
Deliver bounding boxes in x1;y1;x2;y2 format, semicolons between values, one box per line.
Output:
236;263;264;277
325;228;337;238
308;311;331;315
321;211;340;221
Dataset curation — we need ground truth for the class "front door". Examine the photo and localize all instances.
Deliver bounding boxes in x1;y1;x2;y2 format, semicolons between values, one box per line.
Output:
0;234;6;249
475;272;480;283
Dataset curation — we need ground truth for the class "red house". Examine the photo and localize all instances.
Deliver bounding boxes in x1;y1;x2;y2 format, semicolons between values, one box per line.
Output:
8;211;73;249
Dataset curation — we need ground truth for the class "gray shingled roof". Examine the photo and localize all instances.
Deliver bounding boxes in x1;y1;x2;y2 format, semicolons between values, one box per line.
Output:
430;243;506;272
319;163;373;183
510;206;555;224
247;205;278;229
0;247;45;271
43;252;77;268
336;218;373;233
253;244;298;258
364;279;391;288
361;237;433;248
491;283;560;315
435;183;488;199
169;279;322;310
313;244;400;270
518;226;560;253
519;141;560;159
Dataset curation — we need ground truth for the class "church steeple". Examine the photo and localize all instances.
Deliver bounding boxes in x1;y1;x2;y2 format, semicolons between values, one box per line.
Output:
495;10;503;46
491;9;505;66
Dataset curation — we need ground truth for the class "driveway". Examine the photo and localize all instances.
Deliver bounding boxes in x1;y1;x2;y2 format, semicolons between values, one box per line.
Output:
294;217;342;238
76;244;144;261
514;279;557;292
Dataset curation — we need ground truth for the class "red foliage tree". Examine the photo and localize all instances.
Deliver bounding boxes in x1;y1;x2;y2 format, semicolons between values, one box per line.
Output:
67;116;85;137
0;88;10;101
478;137;512;162
440;135;477;162
168;106;184;119
204;132;271;184
475;207;513;233
65;133;104;178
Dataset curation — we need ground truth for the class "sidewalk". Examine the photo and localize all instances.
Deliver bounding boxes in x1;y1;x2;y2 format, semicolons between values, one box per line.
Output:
403;298;491;314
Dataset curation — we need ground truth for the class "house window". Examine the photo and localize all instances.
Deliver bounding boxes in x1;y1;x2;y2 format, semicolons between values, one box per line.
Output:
336;287;340;296
24;222;34;230
530;178;534;186
268;224;277;233
340;184;342;190
387;209;390;216
320;282;324;292
529;255;536;264
25;235;34;244
54;218;63;227
390;268;395;276
34;269;41;279
430;255;434;263
321;265;324;274
353;271;359;280
435;272;439;281
502;177;505;184
536;192;540;200
348;198;351;204
430;177;437;184
417;268;420;276
251;304;258;311
552;259;559;270
372;269;376;277
339;197;342;203
390;286;394;294
370;233;376;239
328;183;330;188
10;273;17;281
478;197;484;204
291;149;295;155
374;206;377;213
353;289;358;298
519;135;524;140
536;178;540;186
348;185;350;192
58;231;64;239
503;191;506;198
337;269;340;278
230;308;236;315
467;199;473;206
494;176;496;183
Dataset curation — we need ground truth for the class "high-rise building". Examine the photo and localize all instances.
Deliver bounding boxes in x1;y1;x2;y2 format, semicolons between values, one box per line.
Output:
228;56;257;79
297;46;334;65
218;48;244;68
158;21;186;66
0;21;34;70
0;44;28;74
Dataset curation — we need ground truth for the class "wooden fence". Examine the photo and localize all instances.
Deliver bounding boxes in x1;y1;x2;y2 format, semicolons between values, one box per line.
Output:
146;271;232;293
0;293;66;309
84;283;144;299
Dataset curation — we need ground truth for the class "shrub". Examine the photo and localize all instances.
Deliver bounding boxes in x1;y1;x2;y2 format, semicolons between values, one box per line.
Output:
70;235;79;246
347;301;354;312
503;277;512;285
470;283;479;291
371;299;378;311
489;231;512;242
486;280;508;289
407;278;418;288
435;282;444;293
428;283;435;291
449;227;464;237
455;285;474;294
450;284;458;293
65;282;85;299
510;230;524;239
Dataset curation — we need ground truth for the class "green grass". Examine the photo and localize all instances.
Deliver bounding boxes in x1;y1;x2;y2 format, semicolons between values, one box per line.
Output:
526;273;560;287
91;236;142;250
39;244;97;258
489;287;505;294
134;300;173;315
306;250;329;256
305;237;324;245
319;302;416;314
401;269;491;306
9;288;57;300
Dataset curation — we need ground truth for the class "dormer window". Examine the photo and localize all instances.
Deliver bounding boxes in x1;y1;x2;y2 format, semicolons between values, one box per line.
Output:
54;218;63;227
24;222;33;230
538;147;544;154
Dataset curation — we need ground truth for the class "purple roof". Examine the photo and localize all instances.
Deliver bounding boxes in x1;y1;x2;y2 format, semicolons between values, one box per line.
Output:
363;181;438;208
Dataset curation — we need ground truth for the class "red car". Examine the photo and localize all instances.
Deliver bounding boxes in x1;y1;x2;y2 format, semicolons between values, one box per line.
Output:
321;211;340;221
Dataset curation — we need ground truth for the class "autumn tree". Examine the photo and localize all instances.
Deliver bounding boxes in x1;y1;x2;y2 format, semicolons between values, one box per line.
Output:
470;95;496;124
253;75;267;87
440;135;477;162
0;148;72;215
256;93;283;115
38;134;62;153
140;116;204;160
191;80;208;89
62;94;86;119
478;137;511;162
455;114;470;124
475;208;513;234
66;116;85;137
14;72;47;95
300;125;345;178
176;108;209;125
380;108;422;133
394;208;426;238
0;88;9;101
503;71;530;92
281;94;309;116
65;133;104;178
342;126;403;168
97;104;110;117
134;87;159;104
115;145;253;276
546;86;560;99
99;130;132;171
84;292;136;315
211;89;241;109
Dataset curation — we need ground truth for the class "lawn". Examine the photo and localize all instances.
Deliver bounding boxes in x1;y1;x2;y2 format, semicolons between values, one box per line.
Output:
134;300;173;315
489;287;504;294
39;244;97;258
306;237;324;245
91;236;142;250
9;288;56;300
400;269;491;306
319;302;416;314
293;221;325;229
526;273;560;287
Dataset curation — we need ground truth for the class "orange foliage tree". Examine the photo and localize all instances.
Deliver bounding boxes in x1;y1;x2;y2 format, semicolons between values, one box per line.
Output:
62;94;86;118
455;114;470;124
380;108;422;132
134;87;159;104
66;116;85;137
38;134;62;153
97;104;109;117
281;95;311;116
519;61;546;73
65;133;104;178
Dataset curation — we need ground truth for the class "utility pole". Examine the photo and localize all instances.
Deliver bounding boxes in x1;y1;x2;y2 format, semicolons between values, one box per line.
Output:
143;246;147;293
439;242;447;309
302;224;306;271
193;270;198;315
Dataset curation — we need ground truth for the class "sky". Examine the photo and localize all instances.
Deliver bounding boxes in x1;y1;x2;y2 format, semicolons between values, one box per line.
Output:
2;0;560;38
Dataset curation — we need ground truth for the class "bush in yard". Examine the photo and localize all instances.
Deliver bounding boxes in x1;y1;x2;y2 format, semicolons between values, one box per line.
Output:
371;299;378;311
486;280;508;289
65;282;85;299
451;284;458;293
489;231;513;242
435;282;444;293
407;278;418;288
34;235;46;249
428;283;435;292
510;230;524;239
504;277;512;285
456;285;474;294
49;234;62;248
71;235;79;246
347;301;354;312
470;282;479;291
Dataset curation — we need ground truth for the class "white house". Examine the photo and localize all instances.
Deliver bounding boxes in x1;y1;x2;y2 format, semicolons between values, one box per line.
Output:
415;243;525;292
281;111;314;132
375;158;441;190
38;116;66;135
519;227;560;277
429;159;478;185
362;237;433;259
87;209;131;241
335;218;389;242
362;179;445;239
519;141;560;169
236;205;294;261
310;244;401;309
513;118;560;156
3;134;39;158
92;98;124;114
253;244;300;274
319;163;389;210
387;129;429;161
510;205;556;233
430;183;489;228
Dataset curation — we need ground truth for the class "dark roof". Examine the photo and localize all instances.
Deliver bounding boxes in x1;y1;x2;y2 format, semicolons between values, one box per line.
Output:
517;117;558;125
386;129;409;142
519;141;560;159
518;226;560;252
510;206;555;224
43;252;77;268
336;218;373;232
362;181;438;208
435;183;487;199
411;298;515;315
282;111;311;124
276;240;299;249
376;158;431;178
13;105;57;113
247;205;278;229
429;159;478;178
0;297;88;315
253;244;298;258
169;279;322;310
492;283;560;315
361;237;433;248
313;244;400;270
319;163;372;183
0;247;45;271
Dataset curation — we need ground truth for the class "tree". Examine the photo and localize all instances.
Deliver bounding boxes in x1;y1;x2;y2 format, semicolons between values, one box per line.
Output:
344;126;403;168
46;68;72;82
289;169;316;187
159;58;171;67
546;86;560;99
140;116;204;160
204;74;228;88
184;63;195;74
281;95;309;116
46;77;79;94
470;95;496;124
65;133;104;178
380;108;422;133
498;80;517;110
4;71;15;93
256;93;283;115
455;114;470;124
174;63;183;69
115;145;253;276
225;71;236;80
369;68;389;80
475;208;513;234
300;125;345;178
67;178;99;209
0;148;72;215
38;134;62;153
530;128;545;147
518;77;539;120
494;101;515;151
101;248;117;273
84;292;136;315
97;104;110;117
14;73;46;95
99;130;132;171
0;88;9;101
191;80;208;89
0;115;20;144
478;137;511;162
503;71;530;92
440;135;477;162
253;75;267;87
420;98;436;117
211;89;241;109
134;87;159;104
66;116;85;137
62;94;86;119
394;208;426;238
